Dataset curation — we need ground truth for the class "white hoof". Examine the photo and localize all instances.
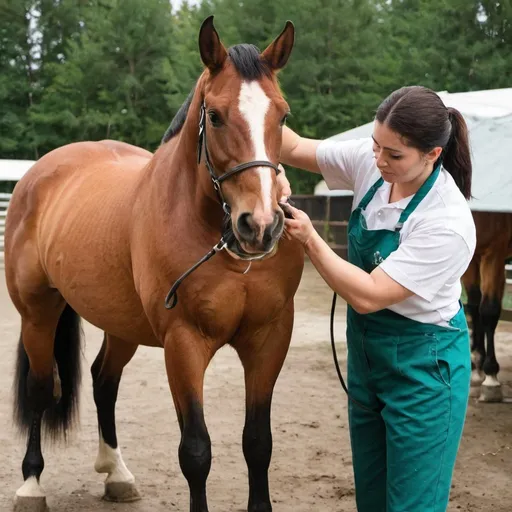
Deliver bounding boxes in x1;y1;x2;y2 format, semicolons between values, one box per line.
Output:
14;478;48;512
103;481;141;502
479;376;503;403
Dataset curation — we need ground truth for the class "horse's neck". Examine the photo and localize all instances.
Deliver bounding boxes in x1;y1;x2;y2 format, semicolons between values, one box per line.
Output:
146;109;225;237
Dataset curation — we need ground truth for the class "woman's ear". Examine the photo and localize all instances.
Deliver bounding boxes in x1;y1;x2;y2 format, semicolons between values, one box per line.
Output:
425;146;443;164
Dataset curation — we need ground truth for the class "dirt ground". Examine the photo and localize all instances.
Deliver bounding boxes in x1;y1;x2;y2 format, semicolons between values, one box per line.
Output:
1;261;511;512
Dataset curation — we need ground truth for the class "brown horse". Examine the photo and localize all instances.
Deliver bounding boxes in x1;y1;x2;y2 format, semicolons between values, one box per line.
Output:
462;210;512;402
5;17;304;512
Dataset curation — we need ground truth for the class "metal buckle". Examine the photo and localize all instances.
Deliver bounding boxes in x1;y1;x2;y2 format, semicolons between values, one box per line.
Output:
214;238;228;252
199;103;205;133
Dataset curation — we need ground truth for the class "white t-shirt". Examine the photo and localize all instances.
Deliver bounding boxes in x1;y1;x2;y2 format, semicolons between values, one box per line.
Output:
316;137;476;326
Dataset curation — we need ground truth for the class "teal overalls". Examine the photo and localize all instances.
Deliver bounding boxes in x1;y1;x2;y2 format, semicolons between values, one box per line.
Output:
346;167;471;512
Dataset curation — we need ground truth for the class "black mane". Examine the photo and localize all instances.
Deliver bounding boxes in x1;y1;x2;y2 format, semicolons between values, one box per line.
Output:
161;44;271;144
161;85;196;144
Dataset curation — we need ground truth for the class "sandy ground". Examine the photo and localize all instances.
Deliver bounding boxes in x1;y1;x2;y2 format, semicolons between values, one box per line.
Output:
1;261;511;512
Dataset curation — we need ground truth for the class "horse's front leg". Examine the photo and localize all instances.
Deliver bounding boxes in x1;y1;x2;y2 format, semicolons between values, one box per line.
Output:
235;305;294;512
164;326;215;512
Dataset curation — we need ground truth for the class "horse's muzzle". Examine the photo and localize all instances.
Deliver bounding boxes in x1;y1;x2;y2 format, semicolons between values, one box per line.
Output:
233;209;284;255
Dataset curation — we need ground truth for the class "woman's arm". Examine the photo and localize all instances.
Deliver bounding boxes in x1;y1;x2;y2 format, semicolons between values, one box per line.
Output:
280;126;323;174
282;203;413;313
304;230;413;314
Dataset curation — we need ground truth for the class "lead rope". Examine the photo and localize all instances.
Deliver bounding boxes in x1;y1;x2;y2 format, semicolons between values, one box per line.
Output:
330;292;377;413
164;237;229;310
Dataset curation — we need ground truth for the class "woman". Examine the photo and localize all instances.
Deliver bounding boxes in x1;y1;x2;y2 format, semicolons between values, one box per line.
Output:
279;86;476;512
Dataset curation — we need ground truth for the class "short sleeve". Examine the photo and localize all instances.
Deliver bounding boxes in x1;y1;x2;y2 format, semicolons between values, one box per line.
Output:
316;138;373;192
379;222;474;302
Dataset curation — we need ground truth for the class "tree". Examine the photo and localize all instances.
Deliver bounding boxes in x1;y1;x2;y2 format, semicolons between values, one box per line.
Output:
31;0;182;153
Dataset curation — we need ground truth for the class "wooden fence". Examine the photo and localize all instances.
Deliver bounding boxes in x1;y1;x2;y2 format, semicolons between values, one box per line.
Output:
291;194;353;259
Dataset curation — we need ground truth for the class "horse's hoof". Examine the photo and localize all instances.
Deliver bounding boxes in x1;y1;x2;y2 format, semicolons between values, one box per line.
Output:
469;385;481;398
14;478;48;512
103;481;141;502
479;384;503;403
13;495;48;512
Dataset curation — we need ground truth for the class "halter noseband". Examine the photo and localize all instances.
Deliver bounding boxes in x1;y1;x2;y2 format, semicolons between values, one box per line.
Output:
164;101;281;309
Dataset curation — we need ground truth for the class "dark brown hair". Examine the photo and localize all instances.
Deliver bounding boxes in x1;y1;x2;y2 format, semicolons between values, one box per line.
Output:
376;86;472;199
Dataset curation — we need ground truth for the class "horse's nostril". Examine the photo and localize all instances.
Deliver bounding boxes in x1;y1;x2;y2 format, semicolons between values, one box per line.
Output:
237;212;254;240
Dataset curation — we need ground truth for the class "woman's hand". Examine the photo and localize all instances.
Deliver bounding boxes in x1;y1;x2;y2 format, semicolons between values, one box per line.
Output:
281;203;316;247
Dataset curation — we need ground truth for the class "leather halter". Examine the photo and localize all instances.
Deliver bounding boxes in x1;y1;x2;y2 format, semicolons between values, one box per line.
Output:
164;101;281;310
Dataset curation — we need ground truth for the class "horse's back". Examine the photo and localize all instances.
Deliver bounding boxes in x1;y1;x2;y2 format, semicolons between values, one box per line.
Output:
472;211;512;255
8;139;150;214
5;140;152;288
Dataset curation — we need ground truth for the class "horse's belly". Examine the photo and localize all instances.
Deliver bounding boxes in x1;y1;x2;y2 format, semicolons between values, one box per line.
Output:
47;254;159;346
62;286;158;346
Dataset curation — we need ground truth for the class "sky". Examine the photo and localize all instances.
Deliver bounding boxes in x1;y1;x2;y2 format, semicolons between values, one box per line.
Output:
171;0;199;11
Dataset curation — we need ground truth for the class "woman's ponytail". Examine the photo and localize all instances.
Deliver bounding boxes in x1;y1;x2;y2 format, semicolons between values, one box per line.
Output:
443;107;472;199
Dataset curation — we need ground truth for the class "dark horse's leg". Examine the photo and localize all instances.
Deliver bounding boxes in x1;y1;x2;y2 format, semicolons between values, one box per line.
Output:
165;327;215;512
462;258;485;386
91;334;140;501
478;251;506;402
13;294;82;512
235;306;294;512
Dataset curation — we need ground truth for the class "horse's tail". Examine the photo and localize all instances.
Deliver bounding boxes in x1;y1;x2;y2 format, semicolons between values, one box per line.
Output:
14;304;83;441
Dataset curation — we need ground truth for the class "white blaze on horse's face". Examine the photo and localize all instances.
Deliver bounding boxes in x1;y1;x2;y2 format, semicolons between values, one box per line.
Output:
237;80;274;223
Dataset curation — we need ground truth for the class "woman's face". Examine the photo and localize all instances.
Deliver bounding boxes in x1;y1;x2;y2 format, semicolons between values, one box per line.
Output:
372;121;442;184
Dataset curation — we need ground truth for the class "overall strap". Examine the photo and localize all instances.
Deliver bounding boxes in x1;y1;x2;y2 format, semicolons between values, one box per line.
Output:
357;177;384;211
395;164;441;231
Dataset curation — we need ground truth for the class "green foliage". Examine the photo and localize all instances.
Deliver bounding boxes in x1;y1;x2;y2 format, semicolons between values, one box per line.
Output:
1;0;511;193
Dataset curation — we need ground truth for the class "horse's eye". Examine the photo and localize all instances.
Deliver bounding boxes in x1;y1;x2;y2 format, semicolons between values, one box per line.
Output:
208;110;222;127
280;113;289;127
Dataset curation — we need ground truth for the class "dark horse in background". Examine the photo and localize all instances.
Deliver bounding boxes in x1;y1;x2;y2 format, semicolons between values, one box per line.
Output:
5;16;304;512
462;211;512;402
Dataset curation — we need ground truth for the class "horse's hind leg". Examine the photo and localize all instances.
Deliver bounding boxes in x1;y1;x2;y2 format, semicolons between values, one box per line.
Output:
91;334;140;502
462;258;485;386
12;290;82;512
478;250;506;402
235;308;294;512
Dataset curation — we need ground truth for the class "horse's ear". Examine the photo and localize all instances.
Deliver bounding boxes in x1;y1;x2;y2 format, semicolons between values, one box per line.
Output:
198;15;228;72
261;21;295;71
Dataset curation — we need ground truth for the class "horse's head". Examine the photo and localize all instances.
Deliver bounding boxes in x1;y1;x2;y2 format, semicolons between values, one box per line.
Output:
198;16;294;260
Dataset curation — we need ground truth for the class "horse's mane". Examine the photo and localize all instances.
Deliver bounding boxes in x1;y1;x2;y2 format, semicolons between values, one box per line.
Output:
161;85;196;144
161;44;271;144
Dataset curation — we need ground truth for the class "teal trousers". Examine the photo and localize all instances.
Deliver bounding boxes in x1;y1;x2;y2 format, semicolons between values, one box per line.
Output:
346;307;471;512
